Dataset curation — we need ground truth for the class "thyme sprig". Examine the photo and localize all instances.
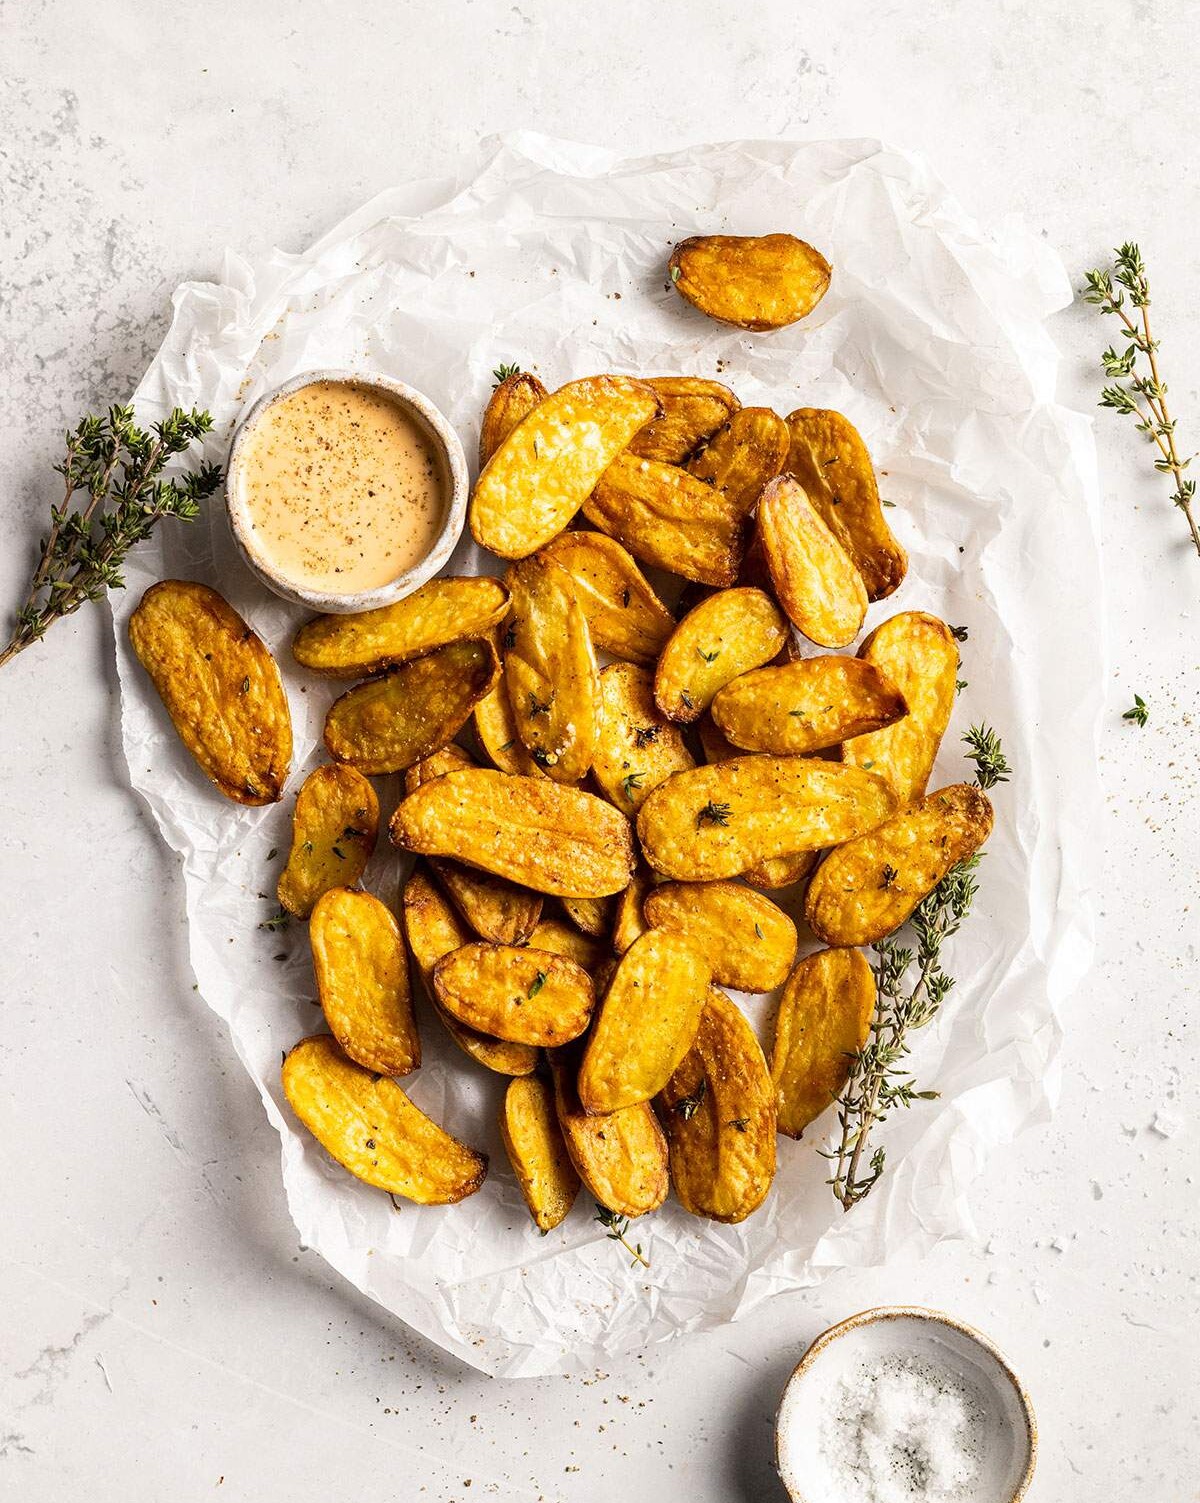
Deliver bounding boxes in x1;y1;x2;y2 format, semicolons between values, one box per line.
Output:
594;1204;649;1269
492;362;523;386
1084;243;1200;559
1122;694;1149;727
962;723;1011;791
1;405;221;669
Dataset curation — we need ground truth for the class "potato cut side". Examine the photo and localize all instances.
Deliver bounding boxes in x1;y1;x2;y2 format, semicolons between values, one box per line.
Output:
500;1074;581;1232
401;868;537;1076
479;370;548;468
637;757;898;882
654;586;788;724
277;764;379;919
592;662;695;812
805;783;994;946
292;577;509;678
785;408;907;600
627;376;740;463
470;374;660;558
541;531;674;666
434;943;595;1046
323;638;498;775
526;916;604;973
659;986;777;1223
503;554;599;784
686;406;790;517
560;894;615;939
128;579;292;805
710;657;908;756
310;888;419;1076
612;864;654;955
756;475;867;648
282;1035;486;1203
771;947;875;1138
643;881;797;993
841;612;959;804
578;929;711;1113
668;233;831;331
552;1051;668;1218
391;769;636;898
583;452;746;587
474;677;545;777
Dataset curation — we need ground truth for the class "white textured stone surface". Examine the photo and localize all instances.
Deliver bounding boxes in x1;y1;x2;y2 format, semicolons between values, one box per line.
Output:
1;3;1196;1499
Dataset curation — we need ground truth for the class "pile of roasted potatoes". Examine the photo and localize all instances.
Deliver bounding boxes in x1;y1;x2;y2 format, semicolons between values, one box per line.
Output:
129;234;993;1237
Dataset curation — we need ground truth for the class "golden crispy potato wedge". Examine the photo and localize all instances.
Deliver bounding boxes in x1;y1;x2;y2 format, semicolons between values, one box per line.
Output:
669;233;831;331
527;916;604;972
756;475;867;648
474;677;545;777
470;375;660;558
659;986;776;1223
687;407;790;518
612;864;654;954
479;370;548;468
277;765;379;919
638;757;898;882
841;612;958;804
578;929;711;1113
292;577;508;678
129;580;291;805
310;888;419;1076
324;638;498;775
282;1034;486;1202
401;868;537;1075
541;531;674;666
560;894;614;939
551;1050;668;1218
593;662;695;812
392;769;635;897
434;943;595;1046
785;408;906;600
805;783;994;946
500;1074;580;1232
772;948;875;1138
627;376;740;463
644;881;796;993
583;453;746;587
503;554;599;783
711;657;908;756
654;587;788;725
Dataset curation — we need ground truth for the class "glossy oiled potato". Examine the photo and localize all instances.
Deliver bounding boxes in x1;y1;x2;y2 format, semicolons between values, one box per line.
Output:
668;233;831;330
592;662;694;811
474;678;545;778
541;531;674;666
654;587;788;724
310;887;419;1076
686;406;790;518
499;1074;580;1232
710;657;908;756
552;1050;669;1218
628;376;740;463
643;880;797;993
277;764;379;919
771;948;875;1138
479;369;548;467
433;942;595;1046
755;475;867;649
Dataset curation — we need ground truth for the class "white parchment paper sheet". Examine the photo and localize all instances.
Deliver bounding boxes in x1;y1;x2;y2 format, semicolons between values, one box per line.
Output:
112;135;1103;1377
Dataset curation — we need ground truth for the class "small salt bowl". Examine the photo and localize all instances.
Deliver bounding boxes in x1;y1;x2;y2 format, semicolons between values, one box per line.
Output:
776;1306;1036;1503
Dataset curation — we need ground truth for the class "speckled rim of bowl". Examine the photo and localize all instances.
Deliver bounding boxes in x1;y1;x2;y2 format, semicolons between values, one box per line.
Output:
774;1305;1037;1503
224;368;469;614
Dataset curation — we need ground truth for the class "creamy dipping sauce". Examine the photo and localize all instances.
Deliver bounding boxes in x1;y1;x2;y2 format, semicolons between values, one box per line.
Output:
237;380;446;594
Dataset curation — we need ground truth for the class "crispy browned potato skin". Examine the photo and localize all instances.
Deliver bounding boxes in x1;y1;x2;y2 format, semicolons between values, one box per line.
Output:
643;881;797;993
470;375;661;559
612;864;654;954
401;867;537;1075
583;453;747;587
282;1035;487;1203
541;532;674;666
291;577;509;678
129;579;292;805
277;765;379;918
311;888;420;1076
324;638;498;775
659;986;777;1223
805;783;994;946
593;662;695;811
841;612;958;804
627;377;740;463
560;894;614;939
710;657;908;756
479;371;548;468
434;942;595;1046
771;948;875;1138
499;1074;581;1231
654;587;788;724
785;408;907;600
669;234;831;331
687;407;790;518
755;475;867;649
391;769;636;898
551;1050;669;1218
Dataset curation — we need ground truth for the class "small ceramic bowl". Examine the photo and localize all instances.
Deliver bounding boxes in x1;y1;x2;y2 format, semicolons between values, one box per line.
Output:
225;369;469;614
775;1306;1036;1503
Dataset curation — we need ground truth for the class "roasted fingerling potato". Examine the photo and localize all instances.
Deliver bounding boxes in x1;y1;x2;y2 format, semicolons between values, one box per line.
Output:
686;406;790;518
277;764;379;919
474;676;546;777
541;531;674;666
500;1074;581;1232
710;657;908;756
627;376;740;463
552;1049;669;1218
771;947;875;1138
755;474;868;648
643;880;797;993
592;662;695;811
310;887;420;1076
479;369;548;467
433;942;596;1046
654;586;789;724
668;233;832;331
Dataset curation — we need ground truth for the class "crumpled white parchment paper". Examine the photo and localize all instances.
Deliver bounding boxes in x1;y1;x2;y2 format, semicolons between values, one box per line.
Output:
112;134;1104;1377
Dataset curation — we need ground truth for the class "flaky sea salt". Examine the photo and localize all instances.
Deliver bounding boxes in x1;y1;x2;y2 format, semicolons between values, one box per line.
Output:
818;1355;983;1503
